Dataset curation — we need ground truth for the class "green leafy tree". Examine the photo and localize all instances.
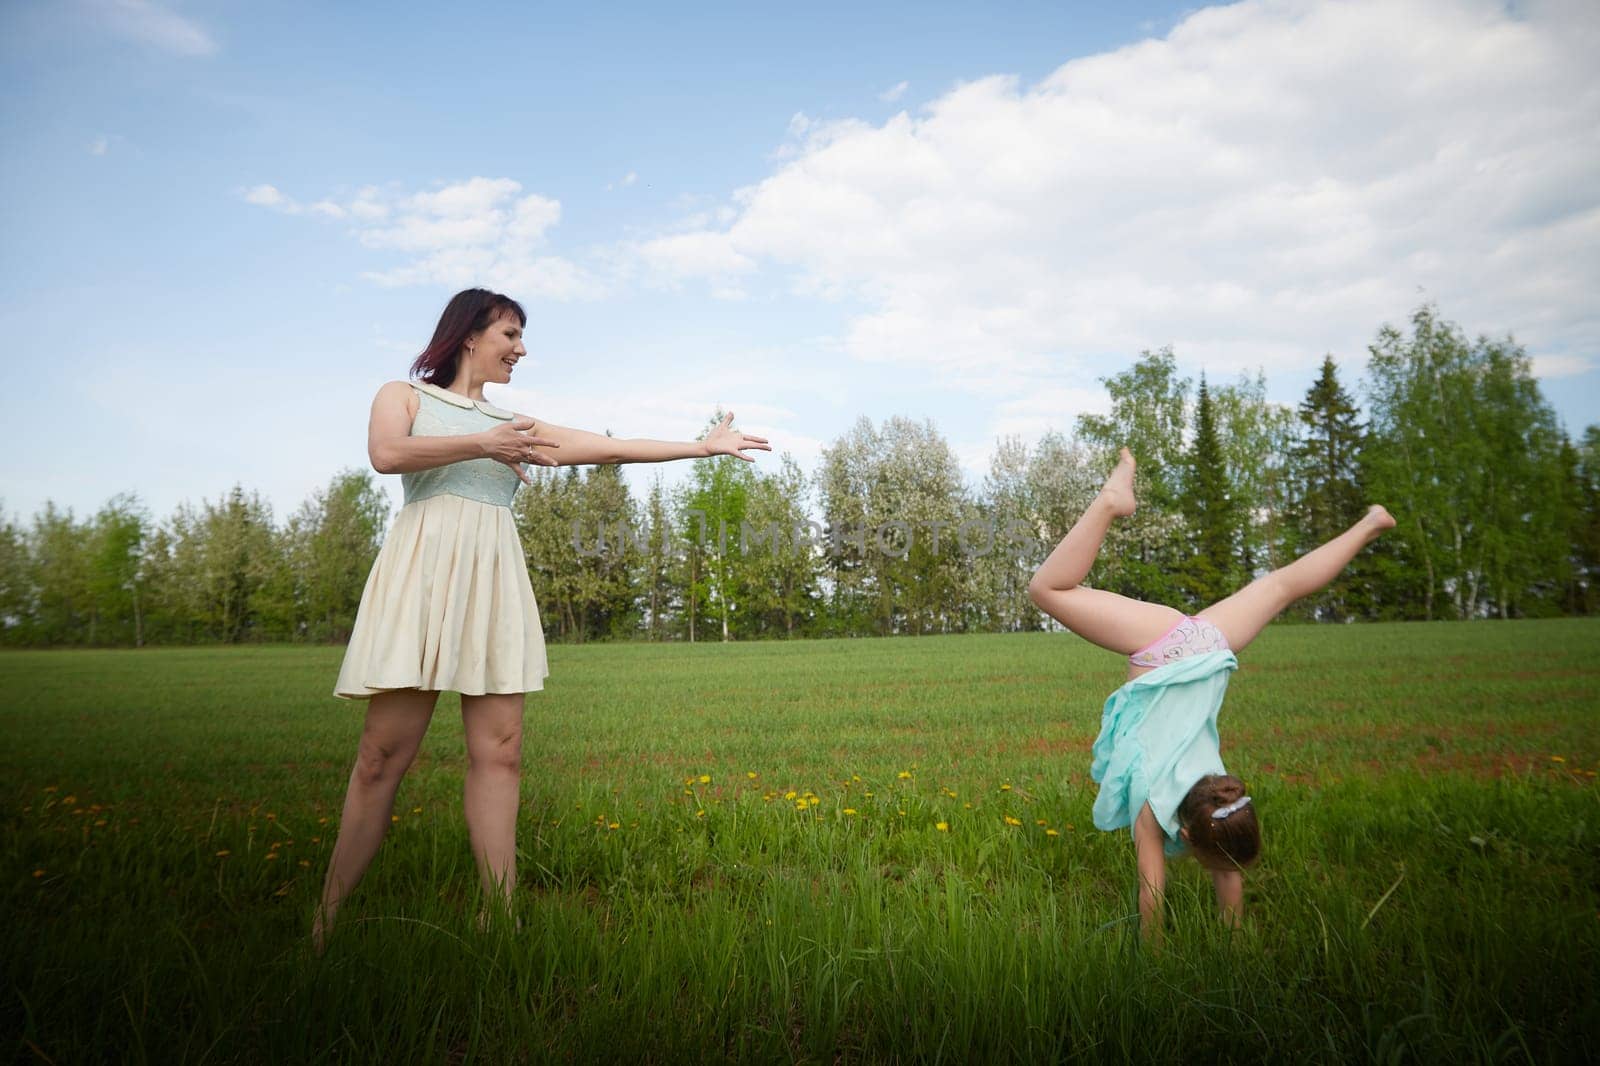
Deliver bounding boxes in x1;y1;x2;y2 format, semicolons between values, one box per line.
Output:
0;507;29;644
737;454;822;637
87;494;149;645
284;470;390;642
27;503;92;645
1569;426;1600;615
1212;370;1298;576
1364;305;1569;619
640;474;678;640
680;412;754;641
1075;347;1191;604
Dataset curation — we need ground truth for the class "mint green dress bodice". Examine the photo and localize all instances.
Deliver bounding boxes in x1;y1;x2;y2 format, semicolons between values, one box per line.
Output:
402;382;528;508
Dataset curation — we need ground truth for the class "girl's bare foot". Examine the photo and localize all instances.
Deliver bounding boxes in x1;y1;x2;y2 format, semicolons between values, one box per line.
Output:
1365;504;1396;532
1098;447;1137;517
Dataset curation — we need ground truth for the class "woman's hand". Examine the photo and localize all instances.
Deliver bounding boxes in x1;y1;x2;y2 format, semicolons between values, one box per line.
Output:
481;418;561;485
702;412;771;462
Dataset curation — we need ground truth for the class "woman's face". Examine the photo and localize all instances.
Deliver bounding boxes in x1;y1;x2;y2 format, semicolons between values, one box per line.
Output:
465;310;527;384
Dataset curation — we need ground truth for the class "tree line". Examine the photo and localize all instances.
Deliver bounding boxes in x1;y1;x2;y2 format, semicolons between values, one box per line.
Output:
5;304;1597;647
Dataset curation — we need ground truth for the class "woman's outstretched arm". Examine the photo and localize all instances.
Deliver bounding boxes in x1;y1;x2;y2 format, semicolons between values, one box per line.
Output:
530;411;771;467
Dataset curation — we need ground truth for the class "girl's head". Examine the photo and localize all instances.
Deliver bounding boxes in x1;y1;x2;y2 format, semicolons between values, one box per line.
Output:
1178;773;1259;870
411;288;528;387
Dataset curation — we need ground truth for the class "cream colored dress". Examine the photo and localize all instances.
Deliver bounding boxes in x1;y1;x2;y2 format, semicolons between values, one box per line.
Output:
334;381;549;699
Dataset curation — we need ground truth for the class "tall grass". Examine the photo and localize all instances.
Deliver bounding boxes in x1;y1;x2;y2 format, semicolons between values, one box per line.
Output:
4;620;1598;1062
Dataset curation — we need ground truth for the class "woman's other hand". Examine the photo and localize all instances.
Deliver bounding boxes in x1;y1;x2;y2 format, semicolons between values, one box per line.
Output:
481;418;560;484
703;412;772;462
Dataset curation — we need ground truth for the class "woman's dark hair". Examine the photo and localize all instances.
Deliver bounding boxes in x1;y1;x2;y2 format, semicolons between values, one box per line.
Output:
410;288;527;386
1178;773;1260;869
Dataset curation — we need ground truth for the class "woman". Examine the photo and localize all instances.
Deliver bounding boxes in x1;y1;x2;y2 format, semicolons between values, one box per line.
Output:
1029;448;1393;938
313;288;769;949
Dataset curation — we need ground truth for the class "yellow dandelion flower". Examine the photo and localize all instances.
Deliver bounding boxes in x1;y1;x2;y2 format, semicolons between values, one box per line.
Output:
94;819;107;827
318;817;329;825
898;809;907;816
1004;816;1022;827
412;806;422;813
1036;819;1047;826
1551;755;1566;763
683;788;693;796
699;774;711;784
964;802;973;809
608;822;620;830
897;771;912;780
936;821;949;832
264;853;279;861
390;815;399;823
265;813;276;821
1046;829;1060;837
865;791;875;798
310;836;321;844
784;790;797;800
215;850;230;857
747;771;758;779
1065;823;1076;830
696;809;706;817
795;799;808;810
62;795;76;805
298;860;311;868
1000;783;1012;792
843;808;858;816
852;774;861;782
32;868;46;877
43;786;57;793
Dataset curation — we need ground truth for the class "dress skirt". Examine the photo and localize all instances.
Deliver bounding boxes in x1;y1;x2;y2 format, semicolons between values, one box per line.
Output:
334;494;549;699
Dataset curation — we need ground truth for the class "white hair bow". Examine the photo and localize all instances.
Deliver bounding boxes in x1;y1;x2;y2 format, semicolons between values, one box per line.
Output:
1211;796;1252;820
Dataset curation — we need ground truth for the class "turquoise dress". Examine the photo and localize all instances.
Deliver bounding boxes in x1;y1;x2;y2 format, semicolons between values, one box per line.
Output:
1090;650;1238;856
334;382;549;699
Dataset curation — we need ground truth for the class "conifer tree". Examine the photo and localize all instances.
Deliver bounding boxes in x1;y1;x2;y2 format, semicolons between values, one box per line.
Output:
1291;356;1366;618
1180;374;1237;604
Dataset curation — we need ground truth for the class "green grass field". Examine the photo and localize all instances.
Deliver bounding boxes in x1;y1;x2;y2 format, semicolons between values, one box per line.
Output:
4;620;1599;1063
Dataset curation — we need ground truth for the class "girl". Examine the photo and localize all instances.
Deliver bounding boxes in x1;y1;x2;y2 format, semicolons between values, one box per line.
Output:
313;288;769;950
1028;448;1393;935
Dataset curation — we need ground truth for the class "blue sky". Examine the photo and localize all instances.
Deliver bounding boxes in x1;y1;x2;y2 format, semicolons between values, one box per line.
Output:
3;0;1597;525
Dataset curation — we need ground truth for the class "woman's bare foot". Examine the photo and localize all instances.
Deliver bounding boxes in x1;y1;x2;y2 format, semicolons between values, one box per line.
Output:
1098;448;1137;517
1365;504;1396;533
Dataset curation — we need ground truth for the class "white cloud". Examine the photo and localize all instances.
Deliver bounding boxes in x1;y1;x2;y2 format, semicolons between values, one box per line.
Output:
607;171;639;191
879;80;909;103
1531;354;1595;379
243;177;601;301
241;183;290;209
631;0;1600;390
88;0;217;56
88;135;109;156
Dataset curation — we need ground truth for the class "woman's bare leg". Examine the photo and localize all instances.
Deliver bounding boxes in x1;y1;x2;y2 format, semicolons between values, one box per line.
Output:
461;692;525;926
1028;448;1185;655
313;688;438;952
1196;506;1396;653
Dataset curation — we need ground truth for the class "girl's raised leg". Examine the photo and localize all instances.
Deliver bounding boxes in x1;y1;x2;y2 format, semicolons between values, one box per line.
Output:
1028;448;1185;655
1196;505;1396;653
313;688;439;952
